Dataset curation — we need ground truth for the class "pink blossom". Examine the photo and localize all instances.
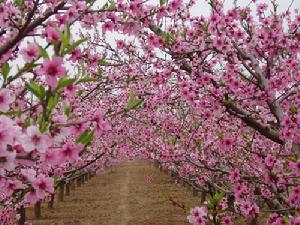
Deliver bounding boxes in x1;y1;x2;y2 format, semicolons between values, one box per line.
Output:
41;149;60;165
102;21;115;33
288;186;300;209
37;57;66;88
289;159;300;175
0;150;16;171
64;84;77;98
265;155;276;168
69;48;83;62
4;179;23;196
24;191;39;204
222;215;234;225
221;137;234;149
20;43;39;62
0;118;14;149
0;88;14;112
116;40;125;49
117;1;126;11
44;26;60;42
267;213;284;225
168;0;183;11
240;201;259;218
71;121;87;135
291;217;300;225
187;207;208;225
229;168;240;182
20;169;36;182
55;14;68;26
31;174;54;199
58;141;81;162
93;111;111;136
23;126;49;153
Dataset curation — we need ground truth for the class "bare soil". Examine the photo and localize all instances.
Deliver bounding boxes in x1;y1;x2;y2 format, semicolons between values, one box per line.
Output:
27;160;199;225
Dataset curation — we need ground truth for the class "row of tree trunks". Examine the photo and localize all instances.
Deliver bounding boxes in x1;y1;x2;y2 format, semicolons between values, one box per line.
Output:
24;172;92;224
152;161;260;225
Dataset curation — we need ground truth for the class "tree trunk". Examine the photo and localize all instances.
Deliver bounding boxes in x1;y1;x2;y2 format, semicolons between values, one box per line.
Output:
228;195;235;212
17;206;26;225
159;165;163;171
154;160;159;168
247;216;258;225
181;179;186;187
193;188;198;196
58;182;65;202
292;142;300;159
48;194;55;208
71;180;76;190
66;182;70;196
34;201;41;218
201;191;207;204
77;177;81;187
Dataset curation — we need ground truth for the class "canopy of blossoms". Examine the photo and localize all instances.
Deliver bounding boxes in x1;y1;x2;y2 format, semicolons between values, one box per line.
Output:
0;0;299;224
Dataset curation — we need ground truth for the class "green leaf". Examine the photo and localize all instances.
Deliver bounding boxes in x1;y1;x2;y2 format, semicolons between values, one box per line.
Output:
25;82;45;100
47;94;60;115
57;77;76;90
38;117;48;133
23;62;39;71
16;110;22;118
76;129;94;144
53;176;59;185
1;62;10;82
101;1;109;10
58;26;70;48
126;89;144;111
108;1;116;10
201;23;209;31
162;32;174;44
65;25;71;44
160;0;167;6
290;104;297;115
65;39;86;54
98;58;107;65
211;192;224;206
24;118;31;128
77;89;84;96
64;104;71;117
38;45;49;59
127;99;144;110
14;0;23;7
129;89;135;103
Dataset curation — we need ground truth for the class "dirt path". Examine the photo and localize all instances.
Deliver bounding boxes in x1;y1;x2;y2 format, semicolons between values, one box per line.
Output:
119;168;130;225
28;160;199;225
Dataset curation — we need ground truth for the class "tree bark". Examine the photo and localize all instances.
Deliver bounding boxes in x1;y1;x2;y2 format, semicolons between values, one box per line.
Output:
48;194;55;209
34;201;41;218
58;182;65;202
201;191;207;204
66;182;70;196
17;206;26;225
77;177;82;187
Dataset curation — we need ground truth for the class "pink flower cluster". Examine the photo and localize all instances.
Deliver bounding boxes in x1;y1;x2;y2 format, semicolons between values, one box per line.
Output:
187;207;208;225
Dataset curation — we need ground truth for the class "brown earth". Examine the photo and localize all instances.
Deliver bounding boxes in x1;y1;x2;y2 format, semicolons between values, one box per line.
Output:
27;160;200;225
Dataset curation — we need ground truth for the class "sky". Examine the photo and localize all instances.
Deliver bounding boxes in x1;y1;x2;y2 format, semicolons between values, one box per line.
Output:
93;0;300;16
190;0;299;16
